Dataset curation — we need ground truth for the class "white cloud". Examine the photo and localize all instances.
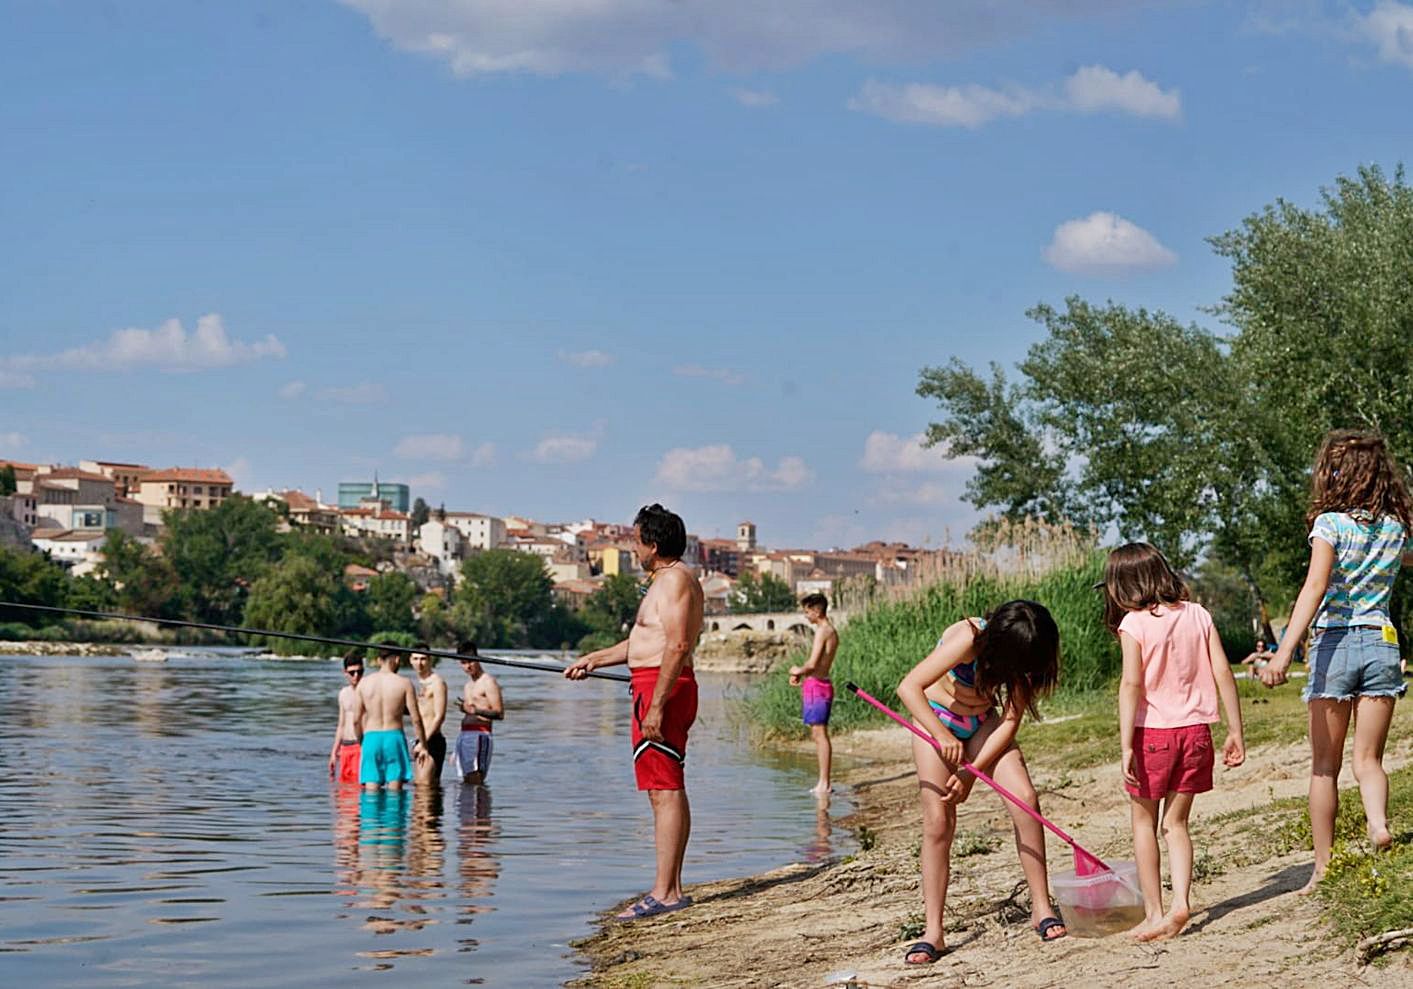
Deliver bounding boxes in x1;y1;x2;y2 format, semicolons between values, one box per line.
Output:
0;370;35;389
319;382;388;404
673;364;747;386
732;87;779;107
654;444;814;492
278;380;307;400
1043;211;1178;275
0;431;27;454
557;349;615;368
407;471;446;490
861;431;973;474
469;442;497;468
341;1;1153;78
394;433;466;461
1360;1;1413;68
875;481;955;506
849;65;1179;128
1061;65;1181;119
528;434;598;464
1;314;285;378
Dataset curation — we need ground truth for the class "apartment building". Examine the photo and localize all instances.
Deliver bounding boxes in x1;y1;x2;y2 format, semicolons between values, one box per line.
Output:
133;468;235;524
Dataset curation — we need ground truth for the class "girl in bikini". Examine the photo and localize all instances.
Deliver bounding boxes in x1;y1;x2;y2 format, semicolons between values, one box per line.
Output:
895;600;1065;965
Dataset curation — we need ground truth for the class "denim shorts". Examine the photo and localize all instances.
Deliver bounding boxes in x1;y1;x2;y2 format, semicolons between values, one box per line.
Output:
1303;627;1406;703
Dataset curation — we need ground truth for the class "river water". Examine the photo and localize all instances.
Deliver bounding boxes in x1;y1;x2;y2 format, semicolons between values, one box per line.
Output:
0;650;847;986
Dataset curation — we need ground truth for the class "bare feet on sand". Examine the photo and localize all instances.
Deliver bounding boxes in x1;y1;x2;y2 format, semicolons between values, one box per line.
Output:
1370;825;1393;853
1295;870;1324;896
1127;916;1161;941
1139;906;1190;941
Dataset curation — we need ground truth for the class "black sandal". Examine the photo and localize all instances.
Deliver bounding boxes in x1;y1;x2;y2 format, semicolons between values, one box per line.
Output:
1034;916;1068;941
904;940;947;965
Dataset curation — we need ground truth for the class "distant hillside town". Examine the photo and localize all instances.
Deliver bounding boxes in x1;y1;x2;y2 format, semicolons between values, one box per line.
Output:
0;458;950;615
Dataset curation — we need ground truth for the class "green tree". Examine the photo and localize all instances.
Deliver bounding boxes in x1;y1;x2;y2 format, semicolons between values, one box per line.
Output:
365;572;418;635
97;529;179;618
0;465;16;496
66;573;117;613
454;549;556;647
581;572;643;637
161;496;284;624
243;555;348;656
417;592;451;645
411;497;430;528
731;571;798;613
0;546;70;626
918;163;1413;634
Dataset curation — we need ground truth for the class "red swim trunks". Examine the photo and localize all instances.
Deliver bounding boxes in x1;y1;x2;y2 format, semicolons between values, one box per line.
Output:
630;666;698;791
336;740;361;785
1126;724;1214;799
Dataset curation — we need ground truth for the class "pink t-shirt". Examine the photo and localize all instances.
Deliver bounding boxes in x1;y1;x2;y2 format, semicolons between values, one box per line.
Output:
1118;601;1219;729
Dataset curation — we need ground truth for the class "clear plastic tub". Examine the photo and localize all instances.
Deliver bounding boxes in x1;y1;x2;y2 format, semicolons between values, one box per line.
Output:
1050;860;1145;938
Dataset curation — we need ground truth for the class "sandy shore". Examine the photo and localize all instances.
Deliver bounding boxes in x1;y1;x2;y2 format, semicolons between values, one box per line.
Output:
571;724;1413;988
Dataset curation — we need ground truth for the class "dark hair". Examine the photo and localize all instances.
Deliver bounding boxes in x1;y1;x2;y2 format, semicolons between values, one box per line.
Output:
457;640;479;657
342;651;364;670
634;503;687;559
1307;429;1413;532
1101;542;1190;635
800;592;828;614
971;600;1059;720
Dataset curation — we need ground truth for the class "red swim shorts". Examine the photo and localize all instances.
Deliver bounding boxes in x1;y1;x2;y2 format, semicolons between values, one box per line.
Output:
336;740;361;785
1126;724;1214;799
630;666;698;791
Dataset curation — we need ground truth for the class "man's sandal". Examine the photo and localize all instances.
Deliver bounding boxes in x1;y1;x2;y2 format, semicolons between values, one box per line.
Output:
903;941;947;965
615;894;692;922
1034;916;1068;941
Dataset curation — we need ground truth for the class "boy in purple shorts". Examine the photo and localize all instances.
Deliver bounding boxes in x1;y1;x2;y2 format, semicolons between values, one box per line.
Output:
789;593;839;796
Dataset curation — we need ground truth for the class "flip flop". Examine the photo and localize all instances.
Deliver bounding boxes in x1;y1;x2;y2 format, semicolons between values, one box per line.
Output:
903;941;947;965
1034;916;1068;942
615;894;692;922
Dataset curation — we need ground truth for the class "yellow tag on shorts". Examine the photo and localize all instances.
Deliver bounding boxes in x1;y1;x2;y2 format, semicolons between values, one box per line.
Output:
1383;625;1399;645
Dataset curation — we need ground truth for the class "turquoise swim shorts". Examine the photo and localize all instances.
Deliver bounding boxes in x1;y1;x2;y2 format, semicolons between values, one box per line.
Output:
359;729;413;785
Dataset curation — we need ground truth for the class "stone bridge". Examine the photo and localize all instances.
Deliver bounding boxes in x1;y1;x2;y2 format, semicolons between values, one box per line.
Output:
699;610;851;638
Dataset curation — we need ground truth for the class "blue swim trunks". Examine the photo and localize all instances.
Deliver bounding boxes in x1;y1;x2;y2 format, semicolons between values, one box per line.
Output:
359;729;413;785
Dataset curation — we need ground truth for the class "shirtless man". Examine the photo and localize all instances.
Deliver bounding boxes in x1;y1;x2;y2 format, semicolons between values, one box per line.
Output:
409;644;448;785
789;593;839;796
565;503;703;921
328;652;365;784
454;641;503;785
354;645;430;791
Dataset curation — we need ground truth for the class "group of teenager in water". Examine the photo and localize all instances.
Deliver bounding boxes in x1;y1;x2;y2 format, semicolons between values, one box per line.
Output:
329;640;504;791
790;428;1409;966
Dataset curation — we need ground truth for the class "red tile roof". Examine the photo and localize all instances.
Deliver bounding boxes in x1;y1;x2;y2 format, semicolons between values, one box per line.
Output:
140;468;234;484
41;468;115;483
341;507;409;521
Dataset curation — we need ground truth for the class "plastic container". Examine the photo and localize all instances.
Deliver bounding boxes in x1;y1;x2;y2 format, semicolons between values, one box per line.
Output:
1050;860;1145;938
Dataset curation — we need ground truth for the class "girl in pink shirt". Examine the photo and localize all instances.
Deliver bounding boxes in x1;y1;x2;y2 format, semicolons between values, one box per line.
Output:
1101;543;1245;942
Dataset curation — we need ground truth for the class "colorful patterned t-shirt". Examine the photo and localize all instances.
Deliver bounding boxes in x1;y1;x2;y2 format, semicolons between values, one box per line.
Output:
1309;512;1406;630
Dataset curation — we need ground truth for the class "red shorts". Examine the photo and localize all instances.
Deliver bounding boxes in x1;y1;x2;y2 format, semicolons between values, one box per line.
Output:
1127;724;1214;799
630;667;698;791
336;740;361;785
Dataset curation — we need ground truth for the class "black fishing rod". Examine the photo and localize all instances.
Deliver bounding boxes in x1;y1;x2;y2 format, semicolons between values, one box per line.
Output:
0;602;629;683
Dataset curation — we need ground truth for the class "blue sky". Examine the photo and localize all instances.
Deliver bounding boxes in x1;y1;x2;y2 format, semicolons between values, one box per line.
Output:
3;1;1412;548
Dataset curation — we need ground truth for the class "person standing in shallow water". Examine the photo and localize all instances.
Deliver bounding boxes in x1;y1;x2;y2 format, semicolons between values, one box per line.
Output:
329;652;365;784
565;503;703;922
789;592;838;796
409;645;448;785
455;642;502;785
355;646;431;791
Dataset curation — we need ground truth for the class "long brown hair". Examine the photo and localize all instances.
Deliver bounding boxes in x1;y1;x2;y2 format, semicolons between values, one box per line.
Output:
1101;542;1189;635
1306;429;1413;531
972;600;1060;720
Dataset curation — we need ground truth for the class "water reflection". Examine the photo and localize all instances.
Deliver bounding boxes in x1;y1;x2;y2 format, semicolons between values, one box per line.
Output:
800;792;836;865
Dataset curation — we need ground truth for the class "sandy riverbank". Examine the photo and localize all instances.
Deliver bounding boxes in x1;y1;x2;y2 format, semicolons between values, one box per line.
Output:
571;723;1413;988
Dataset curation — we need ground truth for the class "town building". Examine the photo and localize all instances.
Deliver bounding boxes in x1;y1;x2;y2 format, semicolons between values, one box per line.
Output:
700;537;742;577
0;460;41;495
552;577;601;611
337;477;410;514
132;468;234;524
342;563;379;592
417;519;465;577
255;489;339;533
546;558;591;583
79;460;151;498
31;529;107;575
699;571;736;615
736;520;757;552
339;505;413;544
587;541;640;577
4;490;38;529
442;511;506;551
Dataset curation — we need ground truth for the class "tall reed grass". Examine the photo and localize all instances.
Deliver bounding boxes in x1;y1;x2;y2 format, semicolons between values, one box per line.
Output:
749;520;1118;737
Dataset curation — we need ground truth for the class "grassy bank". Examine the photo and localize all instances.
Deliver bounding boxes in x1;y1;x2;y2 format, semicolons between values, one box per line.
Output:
749;551;1115;736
